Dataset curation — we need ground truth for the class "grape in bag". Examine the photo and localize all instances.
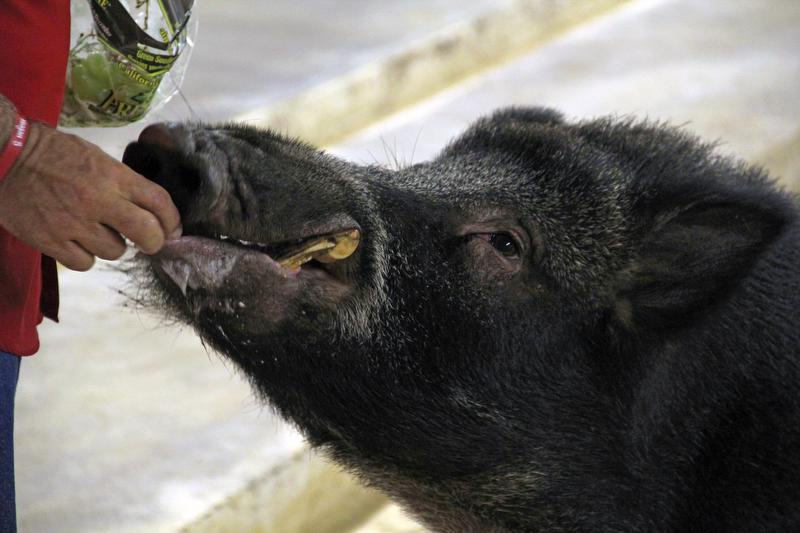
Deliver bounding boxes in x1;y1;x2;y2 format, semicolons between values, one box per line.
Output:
60;0;196;127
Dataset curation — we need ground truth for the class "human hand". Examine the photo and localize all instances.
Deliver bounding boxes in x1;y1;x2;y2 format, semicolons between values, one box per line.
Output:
0;121;180;271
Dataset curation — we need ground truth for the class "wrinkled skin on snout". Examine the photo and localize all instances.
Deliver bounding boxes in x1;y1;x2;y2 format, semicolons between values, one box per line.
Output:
124;108;800;532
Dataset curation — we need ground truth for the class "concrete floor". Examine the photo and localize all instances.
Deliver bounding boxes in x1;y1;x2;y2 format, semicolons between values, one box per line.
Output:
14;0;800;532
333;0;800;183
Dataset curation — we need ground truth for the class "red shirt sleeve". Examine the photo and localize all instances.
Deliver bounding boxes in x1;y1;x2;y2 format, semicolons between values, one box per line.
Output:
0;0;70;355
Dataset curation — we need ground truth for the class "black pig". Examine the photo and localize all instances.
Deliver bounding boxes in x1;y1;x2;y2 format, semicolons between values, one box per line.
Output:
123;108;800;532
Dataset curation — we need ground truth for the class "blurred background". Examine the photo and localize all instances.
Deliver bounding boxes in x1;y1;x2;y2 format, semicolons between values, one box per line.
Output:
15;0;800;531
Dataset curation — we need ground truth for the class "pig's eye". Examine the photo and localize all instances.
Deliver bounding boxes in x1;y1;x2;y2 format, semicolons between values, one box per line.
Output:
488;232;519;257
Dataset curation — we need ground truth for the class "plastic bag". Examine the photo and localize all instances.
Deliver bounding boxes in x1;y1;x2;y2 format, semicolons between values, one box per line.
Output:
59;0;197;127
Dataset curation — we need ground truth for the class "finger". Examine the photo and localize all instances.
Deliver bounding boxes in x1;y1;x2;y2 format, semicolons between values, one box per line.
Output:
125;177;181;237
56;241;96;272
103;201;165;255
78;224;128;261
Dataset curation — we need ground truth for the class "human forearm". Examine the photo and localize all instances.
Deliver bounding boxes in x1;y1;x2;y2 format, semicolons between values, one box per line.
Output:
0;94;17;149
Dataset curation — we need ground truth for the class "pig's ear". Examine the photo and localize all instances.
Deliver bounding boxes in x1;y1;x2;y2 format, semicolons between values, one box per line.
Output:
620;193;789;330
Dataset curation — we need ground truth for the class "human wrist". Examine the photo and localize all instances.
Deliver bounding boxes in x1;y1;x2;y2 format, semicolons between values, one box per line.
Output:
0;112;30;182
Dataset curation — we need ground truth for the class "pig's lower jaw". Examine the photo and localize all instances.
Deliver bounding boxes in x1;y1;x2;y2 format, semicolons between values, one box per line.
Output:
147;235;352;334
153;236;298;294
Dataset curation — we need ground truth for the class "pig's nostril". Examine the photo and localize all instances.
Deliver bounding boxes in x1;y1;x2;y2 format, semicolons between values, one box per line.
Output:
123;134;203;219
122;141;164;182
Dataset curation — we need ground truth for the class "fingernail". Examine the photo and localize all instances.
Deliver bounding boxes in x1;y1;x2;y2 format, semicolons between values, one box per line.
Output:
168;224;183;241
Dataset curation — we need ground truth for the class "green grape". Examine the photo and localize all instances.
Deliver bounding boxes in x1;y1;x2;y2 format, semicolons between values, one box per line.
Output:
68;49;162;124
69;53;113;105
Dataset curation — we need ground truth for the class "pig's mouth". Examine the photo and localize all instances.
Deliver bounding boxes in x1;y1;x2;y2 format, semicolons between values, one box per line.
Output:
147;226;360;325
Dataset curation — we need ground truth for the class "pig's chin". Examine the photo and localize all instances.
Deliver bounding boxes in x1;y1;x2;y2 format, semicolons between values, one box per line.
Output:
146;235;351;333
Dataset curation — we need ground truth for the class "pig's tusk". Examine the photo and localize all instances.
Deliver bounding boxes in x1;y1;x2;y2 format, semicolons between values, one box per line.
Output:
277;229;360;269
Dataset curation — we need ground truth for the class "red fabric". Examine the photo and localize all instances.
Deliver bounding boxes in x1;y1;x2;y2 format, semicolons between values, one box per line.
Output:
0;0;70;355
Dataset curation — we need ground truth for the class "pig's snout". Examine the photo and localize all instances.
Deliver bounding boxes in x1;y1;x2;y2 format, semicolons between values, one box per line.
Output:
123;123;206;220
